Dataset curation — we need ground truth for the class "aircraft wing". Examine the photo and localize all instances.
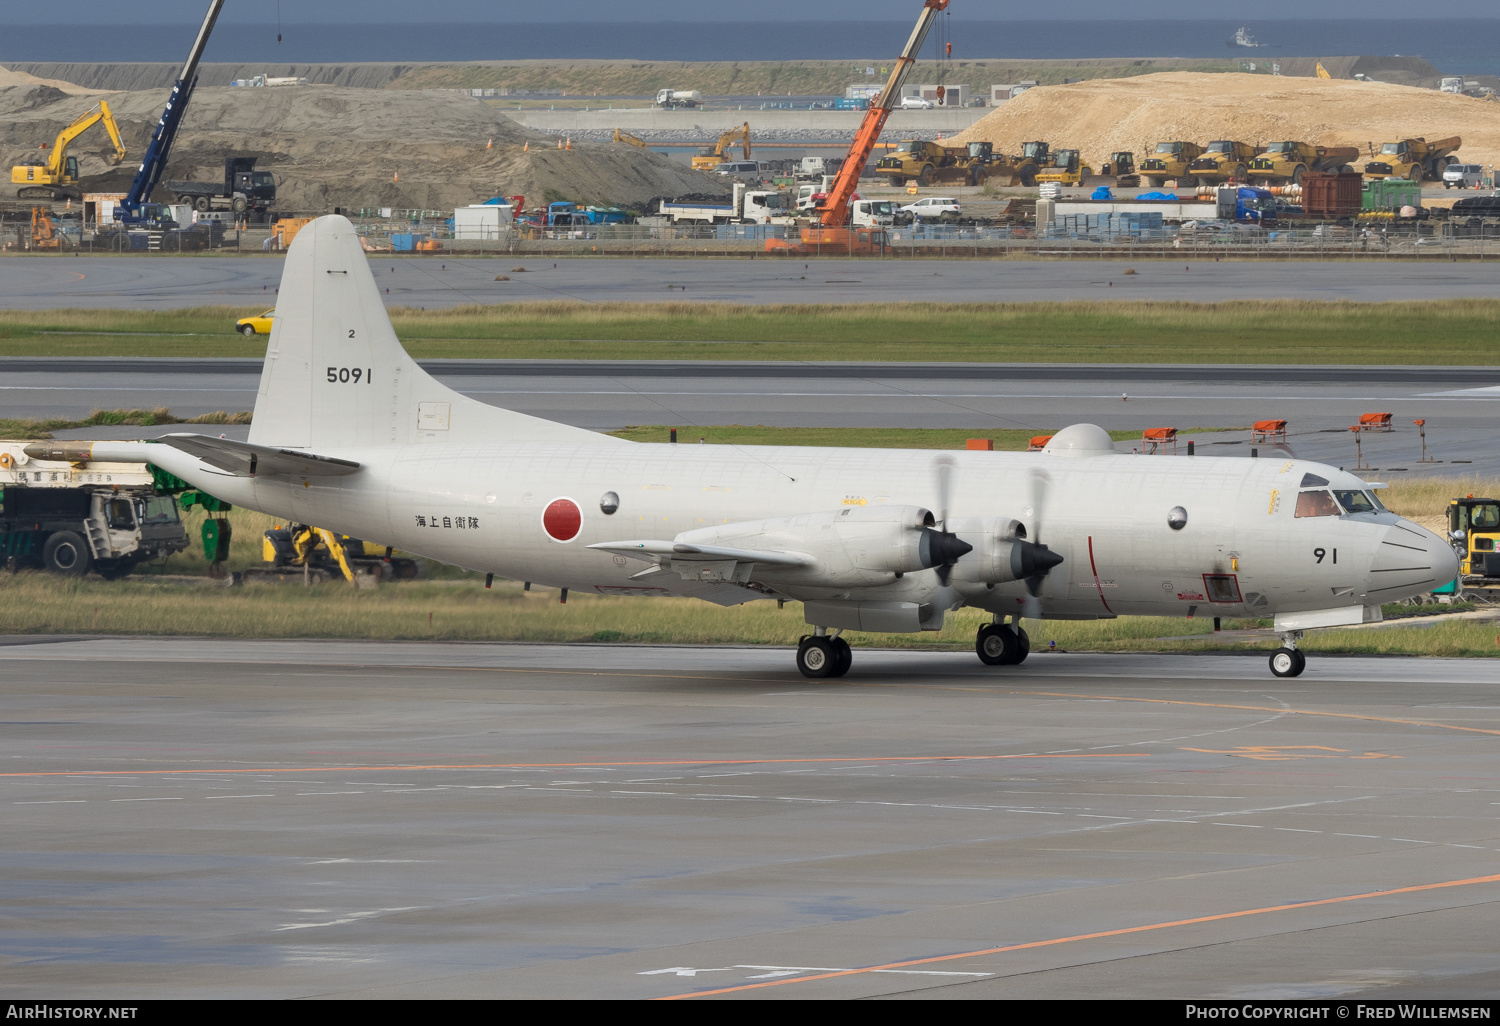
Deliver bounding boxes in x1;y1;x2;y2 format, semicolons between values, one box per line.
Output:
587;540;814;567
157;433;361;478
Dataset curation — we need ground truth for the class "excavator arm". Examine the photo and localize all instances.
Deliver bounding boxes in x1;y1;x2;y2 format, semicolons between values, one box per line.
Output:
819;0;950;227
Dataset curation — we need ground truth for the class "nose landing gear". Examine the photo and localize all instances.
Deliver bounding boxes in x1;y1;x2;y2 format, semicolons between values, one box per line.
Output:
1270;631;1306;677
796;629;852;678
977;617;1030;666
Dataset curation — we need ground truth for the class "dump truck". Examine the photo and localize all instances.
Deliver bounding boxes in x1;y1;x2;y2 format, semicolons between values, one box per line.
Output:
875;140;958;186
1248;141;1360;186
1186;141;1258;186
1138;141;1206;187
660;183;792;225
1034;148;1092;188
1;441;190;578
164;156;276;215
1362;136;1462;182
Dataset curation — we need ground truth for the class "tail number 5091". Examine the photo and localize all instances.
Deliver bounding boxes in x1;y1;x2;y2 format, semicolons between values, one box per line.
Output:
327;367;371;383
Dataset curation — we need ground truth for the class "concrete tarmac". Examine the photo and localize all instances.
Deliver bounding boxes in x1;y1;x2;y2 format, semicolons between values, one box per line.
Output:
3;255;1500;308
2;637;1498;999
12;358;1500;479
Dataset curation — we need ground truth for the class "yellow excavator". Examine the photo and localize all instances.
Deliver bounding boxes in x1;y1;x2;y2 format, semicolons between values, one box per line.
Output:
613;128;648;148
252;523;419;586
11;101;127;201
691;122;751;170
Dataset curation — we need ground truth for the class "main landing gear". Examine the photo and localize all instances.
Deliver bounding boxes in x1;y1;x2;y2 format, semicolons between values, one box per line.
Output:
1270;631;1306;678
796;629;852;678
976;618;1030;666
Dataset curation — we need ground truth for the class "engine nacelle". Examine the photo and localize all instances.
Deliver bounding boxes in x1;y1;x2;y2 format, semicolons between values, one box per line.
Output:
947;516;1060;584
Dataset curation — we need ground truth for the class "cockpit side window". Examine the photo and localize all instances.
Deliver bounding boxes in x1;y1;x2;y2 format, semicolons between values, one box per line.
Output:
1295;490;1340;518
1365;490;1386;511
1334;489;1376;514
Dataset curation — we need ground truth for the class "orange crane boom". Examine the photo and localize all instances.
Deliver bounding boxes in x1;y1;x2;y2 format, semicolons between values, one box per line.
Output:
819;0;950;227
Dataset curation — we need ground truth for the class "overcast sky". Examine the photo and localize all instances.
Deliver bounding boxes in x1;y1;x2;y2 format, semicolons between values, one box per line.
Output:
12;1;1485;22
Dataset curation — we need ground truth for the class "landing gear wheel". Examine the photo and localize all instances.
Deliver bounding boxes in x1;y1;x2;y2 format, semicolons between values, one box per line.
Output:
829;637;852;678
1014;626;1031;664
797;636;835;678
976;623;1020;666
42;531;92;577
1269;647;1306;678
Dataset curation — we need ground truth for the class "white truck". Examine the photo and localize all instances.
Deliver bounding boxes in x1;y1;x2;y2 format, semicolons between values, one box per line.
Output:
655;89;702;109
1;441;190;578
797;156;845;180
660;183;792;225
851;199;896;227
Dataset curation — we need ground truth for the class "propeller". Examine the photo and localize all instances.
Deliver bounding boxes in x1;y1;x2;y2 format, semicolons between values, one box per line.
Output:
1019;467;1063;618
924;455;971;584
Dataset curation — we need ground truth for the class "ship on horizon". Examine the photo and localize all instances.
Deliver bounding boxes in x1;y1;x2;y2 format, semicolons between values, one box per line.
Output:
1228;26;1261;48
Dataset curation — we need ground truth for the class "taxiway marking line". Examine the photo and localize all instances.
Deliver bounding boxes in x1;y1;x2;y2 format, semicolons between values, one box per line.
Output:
0;754;1150;779
660;871;1500;999
998;690;1500;737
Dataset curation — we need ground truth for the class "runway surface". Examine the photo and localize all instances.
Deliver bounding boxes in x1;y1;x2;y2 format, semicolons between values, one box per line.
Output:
13;357;1500;479
2;637;1498;999
3;255;1500;308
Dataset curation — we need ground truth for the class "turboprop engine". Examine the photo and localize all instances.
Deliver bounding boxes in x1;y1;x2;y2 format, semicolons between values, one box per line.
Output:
946;517;1065;585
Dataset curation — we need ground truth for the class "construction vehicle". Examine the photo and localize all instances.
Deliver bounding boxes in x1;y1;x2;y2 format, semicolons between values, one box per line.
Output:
612;128;647;148
29;207;64;249
691;122;751;171
1443;496;1500;599
164;156;276;215
1185;140;1257;186
661;182;792;225
1139;141;1206;187
11;101;126;201
253;523;418;586
1099;151;1139;186
1362;136;1462;182
654;89;702;109
114;0;224;228
1248;141;1360;186
2;441;190;578
875;140;952;185
766;0;949;256
1034;148;1092;188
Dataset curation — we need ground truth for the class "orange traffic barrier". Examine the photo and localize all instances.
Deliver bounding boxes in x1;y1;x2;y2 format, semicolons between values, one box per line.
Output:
1252;419;1287;444
965;438;993;451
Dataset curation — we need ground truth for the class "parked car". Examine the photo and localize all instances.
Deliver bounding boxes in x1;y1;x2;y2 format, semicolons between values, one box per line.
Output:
899;95;935;110
899;196;961;219
714;160;765;180
236;309;275;336
1444;163;1485;189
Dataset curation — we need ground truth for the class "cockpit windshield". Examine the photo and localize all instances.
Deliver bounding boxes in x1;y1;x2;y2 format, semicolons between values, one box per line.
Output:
1295;491;1340;518
1380;142;1402;155
1207;141;1232;153
1154;142;1179;154
1334;489;1377;514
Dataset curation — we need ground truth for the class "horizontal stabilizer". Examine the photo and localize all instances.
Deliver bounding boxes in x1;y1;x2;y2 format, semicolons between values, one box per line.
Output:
158;433;360;478
587;540;815;567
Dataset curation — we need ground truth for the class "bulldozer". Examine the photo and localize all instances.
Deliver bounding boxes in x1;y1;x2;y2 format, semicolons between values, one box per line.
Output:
1248;141;1360;186
1033;148;1092;188
1186;140;1258;186
1138;141;1206;187
11;101;127;201
691;122;751;170
1099;151;1139;187
249;523;419;586
1363;136;1462;182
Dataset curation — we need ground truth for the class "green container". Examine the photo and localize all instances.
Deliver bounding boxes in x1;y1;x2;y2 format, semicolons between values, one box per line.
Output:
1361;178;1421;212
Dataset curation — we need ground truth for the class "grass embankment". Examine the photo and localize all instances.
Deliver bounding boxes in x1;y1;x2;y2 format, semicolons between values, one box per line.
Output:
606;425;1236;449
4;474;1496;657
0;408;250;440
7;299;1500;364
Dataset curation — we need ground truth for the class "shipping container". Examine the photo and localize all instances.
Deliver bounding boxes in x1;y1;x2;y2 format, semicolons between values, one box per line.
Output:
1300;172;1363;220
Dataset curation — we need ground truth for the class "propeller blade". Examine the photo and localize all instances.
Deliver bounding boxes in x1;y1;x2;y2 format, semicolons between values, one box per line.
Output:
1020;468;1057;612
933;455;956;530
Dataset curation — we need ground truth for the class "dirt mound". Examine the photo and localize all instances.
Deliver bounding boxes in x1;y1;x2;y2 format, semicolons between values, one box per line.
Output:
954;72;1500;171
0;66;98;95
1;84;728;210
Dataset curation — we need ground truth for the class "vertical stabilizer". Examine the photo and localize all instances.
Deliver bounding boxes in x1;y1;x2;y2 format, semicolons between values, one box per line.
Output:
248;215;608;451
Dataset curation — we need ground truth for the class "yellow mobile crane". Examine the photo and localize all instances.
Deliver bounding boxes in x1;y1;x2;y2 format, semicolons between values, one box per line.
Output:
691;122;751;170
11;101;127;201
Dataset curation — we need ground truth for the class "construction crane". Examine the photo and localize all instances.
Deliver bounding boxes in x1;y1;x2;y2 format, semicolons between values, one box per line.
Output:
818;0;949;229
613;128;648;148
114;0;225;226
11;101;126;201
691;122;751;170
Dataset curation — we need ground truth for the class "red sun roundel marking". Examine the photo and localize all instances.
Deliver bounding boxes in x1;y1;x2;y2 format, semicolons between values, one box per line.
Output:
542;498;582;542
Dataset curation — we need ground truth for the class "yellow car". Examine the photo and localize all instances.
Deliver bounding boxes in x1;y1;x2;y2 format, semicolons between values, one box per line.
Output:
236;309;275;336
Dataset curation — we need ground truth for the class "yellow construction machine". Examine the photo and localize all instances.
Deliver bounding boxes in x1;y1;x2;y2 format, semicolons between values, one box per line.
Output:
11;101;127;201
1033;148;1092;188
1186;140;1258;186
29;207;65;249
1439;496;1500;601
613;128;648;148
1248;141;1360;185
1099;151;1138;186
1363;136;1462;182
691;122;751;170
1138;141;1206;187
251;523;419;586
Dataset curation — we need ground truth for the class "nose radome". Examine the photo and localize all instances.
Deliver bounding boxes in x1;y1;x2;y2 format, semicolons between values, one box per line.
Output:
1368;520;1459;602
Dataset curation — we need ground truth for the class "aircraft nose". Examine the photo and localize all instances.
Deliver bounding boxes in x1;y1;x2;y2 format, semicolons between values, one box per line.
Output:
1368;519;1460;602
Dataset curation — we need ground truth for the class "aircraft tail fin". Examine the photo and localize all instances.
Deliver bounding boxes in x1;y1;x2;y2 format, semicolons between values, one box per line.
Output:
248;214;605;450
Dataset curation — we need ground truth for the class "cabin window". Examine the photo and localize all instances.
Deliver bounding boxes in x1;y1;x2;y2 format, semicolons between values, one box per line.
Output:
1333;489;1376;514
1294;491;1340;518
1475;537;1495;552
106;497;136;529
1203;574;1243;603
1472;504;1500;529
140;495;180;525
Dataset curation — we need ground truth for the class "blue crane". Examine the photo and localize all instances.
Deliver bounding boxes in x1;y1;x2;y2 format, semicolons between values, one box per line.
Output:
115;0;225;226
